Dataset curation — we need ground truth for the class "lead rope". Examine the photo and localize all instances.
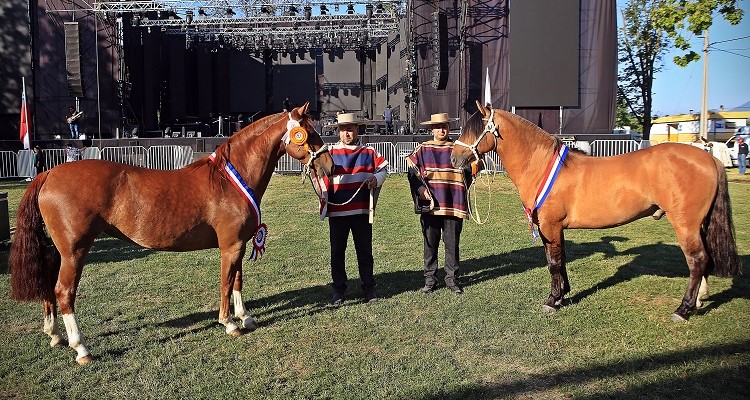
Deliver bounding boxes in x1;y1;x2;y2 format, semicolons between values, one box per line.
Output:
466;155;498;225
307;177;369;206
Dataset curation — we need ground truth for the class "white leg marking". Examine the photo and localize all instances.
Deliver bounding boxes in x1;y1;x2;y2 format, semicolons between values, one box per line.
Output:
697;276;709;308
233;290;258;330
43;314;65;347
62;313;91;361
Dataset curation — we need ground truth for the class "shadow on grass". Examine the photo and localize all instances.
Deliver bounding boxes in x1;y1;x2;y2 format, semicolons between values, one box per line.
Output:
458;235;748;318
155;237;747;333
0;236;157;275
85;236;158;263
416;340;750;400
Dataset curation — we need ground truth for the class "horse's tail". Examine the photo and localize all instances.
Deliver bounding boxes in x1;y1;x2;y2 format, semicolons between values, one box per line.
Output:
9;173;60;301
704;158;742;277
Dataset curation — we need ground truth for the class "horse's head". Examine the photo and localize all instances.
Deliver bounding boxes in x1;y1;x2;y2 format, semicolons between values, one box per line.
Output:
451;101;500;169
283;102;334;178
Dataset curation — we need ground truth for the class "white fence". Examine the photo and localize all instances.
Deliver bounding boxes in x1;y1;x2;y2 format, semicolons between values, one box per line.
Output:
2;139;655;179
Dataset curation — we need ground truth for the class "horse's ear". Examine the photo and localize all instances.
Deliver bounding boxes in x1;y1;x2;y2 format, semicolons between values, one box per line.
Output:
475;100;490;118
295;102;309;118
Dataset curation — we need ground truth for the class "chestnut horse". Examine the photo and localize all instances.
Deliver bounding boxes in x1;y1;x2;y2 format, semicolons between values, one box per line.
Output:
9;103;333;364
452;102;742;321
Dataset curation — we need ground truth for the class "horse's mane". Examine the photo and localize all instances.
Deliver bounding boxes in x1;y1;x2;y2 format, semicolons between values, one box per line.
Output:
491;110;581;167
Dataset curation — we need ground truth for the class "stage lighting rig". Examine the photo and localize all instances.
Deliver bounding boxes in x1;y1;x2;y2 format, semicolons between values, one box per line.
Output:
92;1;404;51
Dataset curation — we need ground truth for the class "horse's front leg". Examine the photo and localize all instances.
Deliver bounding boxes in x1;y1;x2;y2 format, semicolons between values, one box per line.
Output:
540;225;567;312
232;269;259;331
218;243;246;337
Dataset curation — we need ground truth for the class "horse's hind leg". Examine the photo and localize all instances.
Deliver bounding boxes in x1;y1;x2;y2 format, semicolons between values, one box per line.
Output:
541;227;567;312
672;230;708;322
56;250;94;364
43;298;66;347
218;242;247;337
232;269;259;331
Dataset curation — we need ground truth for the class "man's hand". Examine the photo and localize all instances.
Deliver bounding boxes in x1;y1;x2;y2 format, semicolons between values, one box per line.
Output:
365;176;378;189
417;186;430;200
471;159;485;176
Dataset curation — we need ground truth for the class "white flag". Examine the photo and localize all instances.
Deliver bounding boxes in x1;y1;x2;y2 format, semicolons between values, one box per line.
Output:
483;68;491;107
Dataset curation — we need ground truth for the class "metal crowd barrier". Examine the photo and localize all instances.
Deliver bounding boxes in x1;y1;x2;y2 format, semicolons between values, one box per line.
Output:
590;140;641;157
0;151;19;178
0;139;660;180
147;146;194;170
101;146;149;168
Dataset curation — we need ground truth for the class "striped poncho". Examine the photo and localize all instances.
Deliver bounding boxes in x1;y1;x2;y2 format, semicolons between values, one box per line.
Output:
319;142;389;218
407;139;469;218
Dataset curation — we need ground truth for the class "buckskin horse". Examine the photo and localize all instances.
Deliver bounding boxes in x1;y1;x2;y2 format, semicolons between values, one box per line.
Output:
9;103;334;364
451;101;742;321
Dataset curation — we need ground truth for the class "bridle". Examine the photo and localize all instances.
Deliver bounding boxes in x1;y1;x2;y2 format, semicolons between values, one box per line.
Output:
454;108;500;162
281;113;329;178
453;108;501;225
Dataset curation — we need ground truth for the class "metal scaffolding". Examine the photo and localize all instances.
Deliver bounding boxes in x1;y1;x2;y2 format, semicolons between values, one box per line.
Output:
87;1;404;51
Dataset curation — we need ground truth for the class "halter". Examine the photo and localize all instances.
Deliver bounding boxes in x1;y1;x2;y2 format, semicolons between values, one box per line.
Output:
453;109;500;224
454;108;500;162
282;113;329;177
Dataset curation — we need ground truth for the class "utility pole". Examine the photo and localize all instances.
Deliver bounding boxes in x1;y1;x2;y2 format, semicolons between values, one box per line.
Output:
700;29;709;140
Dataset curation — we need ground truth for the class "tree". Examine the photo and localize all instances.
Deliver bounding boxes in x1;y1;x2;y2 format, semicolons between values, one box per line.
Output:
618;0;743;140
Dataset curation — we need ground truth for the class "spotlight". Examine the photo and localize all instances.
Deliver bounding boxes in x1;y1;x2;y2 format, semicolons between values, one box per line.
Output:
226;8;235;17
376;3;384;13
304;6;312;20
289;5;297;16
198;8;206;17
185;10;193;24
132;14;141;27
261;5;271;14
366;4;373;19
347;4;355;14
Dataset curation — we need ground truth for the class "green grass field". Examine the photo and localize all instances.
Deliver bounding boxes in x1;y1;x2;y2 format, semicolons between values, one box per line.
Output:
0;173;748;399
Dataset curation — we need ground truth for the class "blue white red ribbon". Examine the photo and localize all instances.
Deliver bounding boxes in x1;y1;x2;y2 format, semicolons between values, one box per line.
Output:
209;152;267;260
523;144;569;243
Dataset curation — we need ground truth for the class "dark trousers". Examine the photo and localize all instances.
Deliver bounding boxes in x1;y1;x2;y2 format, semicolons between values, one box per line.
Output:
421;214;463;287
329;214;375;293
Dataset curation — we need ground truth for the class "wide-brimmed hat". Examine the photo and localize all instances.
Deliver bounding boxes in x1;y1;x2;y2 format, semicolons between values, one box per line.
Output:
326;112;365;128
420;113;458;126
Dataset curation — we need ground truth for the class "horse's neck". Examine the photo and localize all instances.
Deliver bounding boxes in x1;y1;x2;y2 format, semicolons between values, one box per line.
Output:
226;118;287;200
495;117;558;207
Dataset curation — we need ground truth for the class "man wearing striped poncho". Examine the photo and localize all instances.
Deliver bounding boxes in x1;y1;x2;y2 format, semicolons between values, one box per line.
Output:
407;113;481;295
320;112;389;306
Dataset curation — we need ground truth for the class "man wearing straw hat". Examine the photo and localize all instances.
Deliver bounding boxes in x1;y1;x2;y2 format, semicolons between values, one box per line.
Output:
319;112;389;305
407;113;482;295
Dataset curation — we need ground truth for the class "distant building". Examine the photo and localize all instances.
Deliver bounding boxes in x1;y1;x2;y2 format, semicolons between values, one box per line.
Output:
650;111;750;143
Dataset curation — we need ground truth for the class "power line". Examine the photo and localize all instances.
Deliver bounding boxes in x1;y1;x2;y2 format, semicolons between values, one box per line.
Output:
709;47;750;59
711;34;750;45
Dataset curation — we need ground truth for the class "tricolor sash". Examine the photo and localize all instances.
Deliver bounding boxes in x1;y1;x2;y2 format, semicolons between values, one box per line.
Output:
523;144;569;242
209;152;267;260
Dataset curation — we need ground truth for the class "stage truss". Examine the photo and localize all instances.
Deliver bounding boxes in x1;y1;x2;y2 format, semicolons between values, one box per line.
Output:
88;1;405;51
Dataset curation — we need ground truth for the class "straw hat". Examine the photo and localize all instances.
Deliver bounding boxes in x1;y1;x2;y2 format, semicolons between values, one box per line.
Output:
326;112;365;127
420;113;458;126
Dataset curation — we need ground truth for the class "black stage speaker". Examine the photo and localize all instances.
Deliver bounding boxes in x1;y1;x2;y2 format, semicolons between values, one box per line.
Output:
64;22;84;98
509;0;579;107
430;11;448;90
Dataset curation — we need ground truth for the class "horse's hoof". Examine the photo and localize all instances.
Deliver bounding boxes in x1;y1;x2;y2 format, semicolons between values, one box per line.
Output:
76;355;94;365
541;304;558;313
50;337;68;348
229;328;243;338
243;320;259;332
671;313;689;322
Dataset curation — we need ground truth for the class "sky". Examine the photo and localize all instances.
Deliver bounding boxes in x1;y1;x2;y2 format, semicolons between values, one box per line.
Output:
617;1;750;116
